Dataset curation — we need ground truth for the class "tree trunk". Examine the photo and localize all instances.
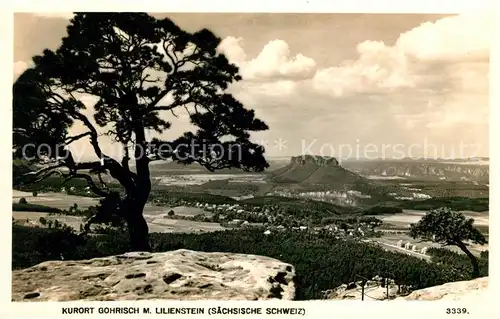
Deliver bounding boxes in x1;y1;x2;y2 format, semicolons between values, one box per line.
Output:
125;199;151;252
128;121;152;252
456;240;480;279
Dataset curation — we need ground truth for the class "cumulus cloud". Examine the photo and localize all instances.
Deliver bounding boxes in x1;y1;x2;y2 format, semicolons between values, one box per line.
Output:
218;37;247;63
311;12;492;97
313;40;415;96
12;13;490;158
218;37;317;81
224;11;490;158
396;13;491;62
13;61;32;80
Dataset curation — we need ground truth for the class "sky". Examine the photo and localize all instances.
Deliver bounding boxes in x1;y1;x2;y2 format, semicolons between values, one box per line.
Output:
13;12;491;160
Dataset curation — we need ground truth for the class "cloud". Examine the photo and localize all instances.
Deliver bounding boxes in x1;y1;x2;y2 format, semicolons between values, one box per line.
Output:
232;80;299;102
311;12;492;97
31;12;75;20
12;13;490;159
218;37;317;81
218;37;247;63
395;13;491;62
312;40;415;96
13;61;33;80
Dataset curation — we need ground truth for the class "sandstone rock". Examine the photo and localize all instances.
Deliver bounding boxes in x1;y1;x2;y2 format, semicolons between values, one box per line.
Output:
401;277;488;301
12;249;295;301
291;155;339;167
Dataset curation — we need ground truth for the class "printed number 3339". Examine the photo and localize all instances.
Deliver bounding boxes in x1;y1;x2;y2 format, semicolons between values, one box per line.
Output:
446;308;468;315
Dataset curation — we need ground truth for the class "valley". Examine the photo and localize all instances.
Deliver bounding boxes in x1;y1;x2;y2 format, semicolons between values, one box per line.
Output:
13;155;489;259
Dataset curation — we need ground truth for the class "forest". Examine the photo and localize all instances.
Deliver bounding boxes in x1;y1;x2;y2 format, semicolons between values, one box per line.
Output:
12;225;488;300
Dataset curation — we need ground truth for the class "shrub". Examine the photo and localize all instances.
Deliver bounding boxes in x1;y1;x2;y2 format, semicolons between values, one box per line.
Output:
32;191;38;197
39;217;47;225
18;197;27;204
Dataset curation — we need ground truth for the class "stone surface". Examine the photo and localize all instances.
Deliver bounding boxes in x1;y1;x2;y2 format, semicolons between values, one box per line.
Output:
401;277;488;301
325;277;488;301
12;249;295;301
291;155;339;167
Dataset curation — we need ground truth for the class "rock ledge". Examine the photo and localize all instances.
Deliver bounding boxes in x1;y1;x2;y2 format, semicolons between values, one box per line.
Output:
12;249;296;301
401;277;488;301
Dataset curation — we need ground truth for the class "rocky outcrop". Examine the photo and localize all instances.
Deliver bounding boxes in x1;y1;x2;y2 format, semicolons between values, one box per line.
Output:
400;277;488;301
269;155;368;187
343;160;489;182
291;155;339;167
12;249;296;301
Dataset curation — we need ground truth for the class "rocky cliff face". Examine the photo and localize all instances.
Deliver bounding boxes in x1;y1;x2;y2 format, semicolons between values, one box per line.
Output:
343;161;489;182
12;250;296;301
270;155;367;187
290;155;339;167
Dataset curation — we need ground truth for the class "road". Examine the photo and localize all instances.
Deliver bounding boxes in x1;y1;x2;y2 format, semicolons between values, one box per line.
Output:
374;241;431;260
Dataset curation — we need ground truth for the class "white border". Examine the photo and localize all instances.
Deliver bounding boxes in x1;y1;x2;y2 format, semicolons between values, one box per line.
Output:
1;1;498;318
8;0;494;14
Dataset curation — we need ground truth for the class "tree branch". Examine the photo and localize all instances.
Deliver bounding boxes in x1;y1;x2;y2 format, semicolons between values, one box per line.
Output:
122;145;131;172
97;173;108;190
147;40;196;110
27;169;66;184
153;96;194;112
66;110;138;191
24;163;67;179
71;111;104;158
62;173;109;197
65;131;91;144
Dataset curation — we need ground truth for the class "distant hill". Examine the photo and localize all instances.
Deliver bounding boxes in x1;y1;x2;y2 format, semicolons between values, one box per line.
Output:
147;158;289;175
342;159;489;182
267;155;380;193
